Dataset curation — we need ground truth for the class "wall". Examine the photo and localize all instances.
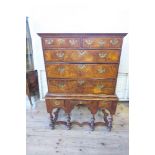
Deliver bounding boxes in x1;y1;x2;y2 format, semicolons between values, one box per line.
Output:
27;0;129;101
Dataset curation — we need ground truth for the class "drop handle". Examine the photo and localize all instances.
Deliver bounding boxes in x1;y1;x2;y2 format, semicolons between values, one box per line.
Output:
57;67;65;73
98;52;107;58
78;80;85;85
56;51;64;58
78;64;86;70
97;68;106;74
58;83;65;89
96;84;105;89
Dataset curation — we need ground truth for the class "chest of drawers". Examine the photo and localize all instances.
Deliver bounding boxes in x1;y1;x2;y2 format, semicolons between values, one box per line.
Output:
38;33;127;131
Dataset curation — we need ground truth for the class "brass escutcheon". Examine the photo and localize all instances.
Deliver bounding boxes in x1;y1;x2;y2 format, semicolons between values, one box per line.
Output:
54;100;60;105
58;83;65;89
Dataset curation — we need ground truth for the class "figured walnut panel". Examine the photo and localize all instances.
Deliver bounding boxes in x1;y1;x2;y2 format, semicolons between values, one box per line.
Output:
82;37;123;49
46;64;118;79
48;79;115;94
44;49;120;63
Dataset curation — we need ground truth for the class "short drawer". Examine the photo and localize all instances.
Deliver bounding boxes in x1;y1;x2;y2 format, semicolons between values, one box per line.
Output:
42;38;80;48
48;79;115;94
82;37;122;49
44;49;120;63
46;64;118;79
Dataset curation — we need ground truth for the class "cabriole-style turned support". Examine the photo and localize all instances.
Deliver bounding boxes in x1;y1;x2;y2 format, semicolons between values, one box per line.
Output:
102;109;109;126
90;115;95;131
107;114;113;131
50;112;55;130
54;108;60;122
66;113;71;130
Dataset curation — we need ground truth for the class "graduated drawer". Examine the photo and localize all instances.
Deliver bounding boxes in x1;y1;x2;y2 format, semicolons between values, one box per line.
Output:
44;49;120;63
82;37;122;49
42;38;80;48
48;79;115;94
46;64;118;79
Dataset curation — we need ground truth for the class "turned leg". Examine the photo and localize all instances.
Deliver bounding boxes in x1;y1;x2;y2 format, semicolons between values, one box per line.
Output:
54;108;60;122
50;112;55;129
102;109;108;125
107;114;113;131
90;114;95;131
66;113;71;130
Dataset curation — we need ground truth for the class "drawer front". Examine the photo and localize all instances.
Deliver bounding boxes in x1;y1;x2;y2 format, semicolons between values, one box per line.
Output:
82;38;122;49
46;64;118;79
43;38;80;48
44;49;120;63
47;99;65;107
48;79;115;94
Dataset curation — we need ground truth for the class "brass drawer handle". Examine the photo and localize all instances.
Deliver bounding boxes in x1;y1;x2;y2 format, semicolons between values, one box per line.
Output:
69;39;78;46
78;64;86;70
54;100;61;106
96;84;104;89
56;51;64;58
98;40;105;47
85;39;93;46
110;39;119;45
45;39;54;45
58;83;65;89
97;68;106;74
78;80;85;85
98;52;107;58
78;50;86;56
57;39;65;45
57;67;65;73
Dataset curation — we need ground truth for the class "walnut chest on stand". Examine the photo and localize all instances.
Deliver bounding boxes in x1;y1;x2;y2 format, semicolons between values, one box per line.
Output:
38;33;127;131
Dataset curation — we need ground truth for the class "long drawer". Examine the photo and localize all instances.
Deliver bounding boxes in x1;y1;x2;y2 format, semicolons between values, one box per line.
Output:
45;64;118;79
48;79;115;94
44;49;120;63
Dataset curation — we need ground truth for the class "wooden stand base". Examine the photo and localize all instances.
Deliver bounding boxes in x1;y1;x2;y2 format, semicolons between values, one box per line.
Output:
46;94;117;131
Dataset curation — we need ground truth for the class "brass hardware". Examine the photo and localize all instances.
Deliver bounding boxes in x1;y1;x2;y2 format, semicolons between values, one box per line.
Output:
110;39;119;45
54;100;61;105
97;68;106;74
58;67;65;73
98;52;107;58
96;84;104;89
45;39;53;45
85;39;93;46
78;50;86;56
69;39;78;46
78;80;85;85
58;83;65;89
57;39;65;45
56;51;64;58
98;40;105;47
78;64;86;70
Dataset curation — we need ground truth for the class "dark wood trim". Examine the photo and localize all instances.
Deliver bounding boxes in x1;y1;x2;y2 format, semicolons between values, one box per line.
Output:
38;33;128;38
